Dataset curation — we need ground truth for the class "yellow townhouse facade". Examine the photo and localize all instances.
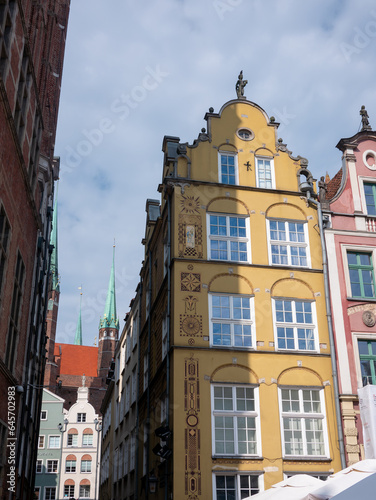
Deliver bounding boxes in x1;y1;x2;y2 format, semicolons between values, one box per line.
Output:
104;78;344;500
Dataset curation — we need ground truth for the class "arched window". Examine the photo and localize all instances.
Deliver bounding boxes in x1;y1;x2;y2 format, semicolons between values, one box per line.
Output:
79;479;90;498
82;428;93;446
65;454;76;473
64;479;75;498
81;454;92;473
67;428;78;447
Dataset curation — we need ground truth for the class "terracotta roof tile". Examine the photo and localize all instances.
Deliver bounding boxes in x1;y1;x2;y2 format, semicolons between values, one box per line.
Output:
326;168;343;200
54;343;98;377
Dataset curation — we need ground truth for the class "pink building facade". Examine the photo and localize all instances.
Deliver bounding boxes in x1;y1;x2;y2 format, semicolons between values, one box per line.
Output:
323;111;376;465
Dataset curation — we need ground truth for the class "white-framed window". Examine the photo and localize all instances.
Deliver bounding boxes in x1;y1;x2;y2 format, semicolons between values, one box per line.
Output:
77;413;86;423
279;387;328;458
82;433;93;446
207;213;250;263
81;459;92;472
79;485;90;497
48;435;61;448
38;435;45;448
267;219;310;267
67;433;78;447
213;473;262;499
209;294;255;348
65;459;76;473
34;486;41;499
162;313;168;360
341;245;376;300
273;298;317;352
256;156;275;189
45;487;56;500
47;460;58;473
64;484;75;497
211;385;261;457
36;459;42;473
40;410;47;420
143;352;149;391
218;151;238;185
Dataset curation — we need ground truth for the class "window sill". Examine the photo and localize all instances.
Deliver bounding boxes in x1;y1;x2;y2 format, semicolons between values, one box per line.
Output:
213;455;262;460
283;456;331;462
347;296;376;302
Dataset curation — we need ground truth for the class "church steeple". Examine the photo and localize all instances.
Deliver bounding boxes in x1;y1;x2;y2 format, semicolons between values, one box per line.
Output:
74;288;83;345
50;190;59;292
97;246;119;379
99;245;119;330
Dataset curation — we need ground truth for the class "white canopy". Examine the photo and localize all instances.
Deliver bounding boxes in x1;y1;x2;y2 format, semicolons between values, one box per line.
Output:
245;460;376;500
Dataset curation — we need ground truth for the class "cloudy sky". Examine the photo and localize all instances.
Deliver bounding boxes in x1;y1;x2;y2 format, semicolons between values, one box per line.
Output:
54;0;376;345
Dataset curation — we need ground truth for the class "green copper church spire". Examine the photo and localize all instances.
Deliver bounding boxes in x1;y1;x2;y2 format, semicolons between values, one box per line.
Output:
74;287;83;345
50;187;60;292
99;245;119;330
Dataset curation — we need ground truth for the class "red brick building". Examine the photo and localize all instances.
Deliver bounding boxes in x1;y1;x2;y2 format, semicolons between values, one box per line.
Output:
0;1;70;498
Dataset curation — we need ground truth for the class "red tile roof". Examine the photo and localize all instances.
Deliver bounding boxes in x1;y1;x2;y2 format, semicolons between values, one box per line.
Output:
326;168;343;200
54;343;98;377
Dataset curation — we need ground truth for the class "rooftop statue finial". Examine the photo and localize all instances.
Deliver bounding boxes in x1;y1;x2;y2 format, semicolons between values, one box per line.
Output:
236;70;248;99
360;105;372;131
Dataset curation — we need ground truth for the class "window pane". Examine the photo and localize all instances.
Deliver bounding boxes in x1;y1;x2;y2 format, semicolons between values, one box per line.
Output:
283;418;303;455
306;418;325;455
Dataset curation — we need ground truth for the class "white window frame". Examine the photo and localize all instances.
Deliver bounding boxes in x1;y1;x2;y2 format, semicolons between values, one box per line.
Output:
44;487;56;500
278;386;329;459
359;176;376;215
209;293;255;349
34;486;41;499
82;433;93;447
341;244;376;299
81;459;92;473
267;219;311;268
256;156;275;189
46;459;58;474
77;412;86;423
352;332;376;388
218;151;239;186
48;435;61;449
207;213;251;263
79;484;90;498
65;458;76;473
36;459;42;474
272;298;318;352
63;484;75;497
40;410;47;420
126;328;131;362
212;472;263;500
38;435;45;449
211;384;261;458
67;433;78;447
